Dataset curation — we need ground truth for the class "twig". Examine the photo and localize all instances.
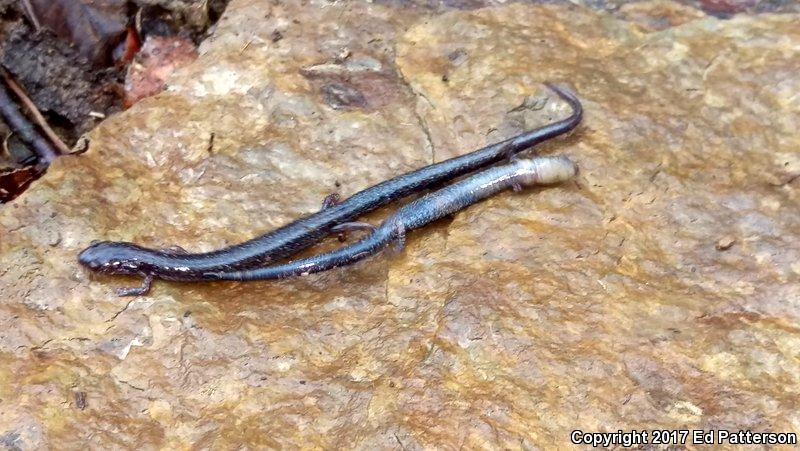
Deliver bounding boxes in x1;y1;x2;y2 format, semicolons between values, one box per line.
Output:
20;0;41;31
2;72;71;154
2;132;11;158
0;83;57;163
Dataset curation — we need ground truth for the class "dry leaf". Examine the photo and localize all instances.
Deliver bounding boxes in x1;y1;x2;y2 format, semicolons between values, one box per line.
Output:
29;0;129;67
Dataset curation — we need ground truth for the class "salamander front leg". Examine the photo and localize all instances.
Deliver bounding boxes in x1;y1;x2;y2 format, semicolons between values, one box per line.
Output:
320;193;341;210
115;274;153;297
161;245;188;255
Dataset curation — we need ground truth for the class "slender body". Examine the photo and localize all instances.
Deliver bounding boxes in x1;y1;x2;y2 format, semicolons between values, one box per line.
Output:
79;84;582;294
204;155;577;281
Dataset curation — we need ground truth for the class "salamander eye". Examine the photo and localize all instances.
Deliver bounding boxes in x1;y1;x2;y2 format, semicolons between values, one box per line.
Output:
90;240;101;246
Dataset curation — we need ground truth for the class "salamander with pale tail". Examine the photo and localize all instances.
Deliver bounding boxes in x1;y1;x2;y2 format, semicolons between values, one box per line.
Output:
204;155;577;281
78;84;583;295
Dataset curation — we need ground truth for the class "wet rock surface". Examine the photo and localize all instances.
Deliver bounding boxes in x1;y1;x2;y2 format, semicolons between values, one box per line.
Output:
1;0;799;448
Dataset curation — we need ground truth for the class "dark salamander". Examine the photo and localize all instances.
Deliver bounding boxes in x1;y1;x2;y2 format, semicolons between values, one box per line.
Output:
204;155;577;281
79;84;582;295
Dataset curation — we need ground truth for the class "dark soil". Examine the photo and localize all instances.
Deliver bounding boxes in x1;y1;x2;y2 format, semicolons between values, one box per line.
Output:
0;0;230;202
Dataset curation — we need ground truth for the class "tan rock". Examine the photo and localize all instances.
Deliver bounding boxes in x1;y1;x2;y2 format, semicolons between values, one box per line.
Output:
1;0;798;448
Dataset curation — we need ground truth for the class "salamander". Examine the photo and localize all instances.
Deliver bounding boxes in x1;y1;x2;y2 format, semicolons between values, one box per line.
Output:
78;84;582;295
203;155;578;281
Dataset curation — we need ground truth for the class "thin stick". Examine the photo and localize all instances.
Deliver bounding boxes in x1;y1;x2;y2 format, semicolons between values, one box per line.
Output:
2;132;12;159
2;72;71;154
20;0;41;31
0;82;57;163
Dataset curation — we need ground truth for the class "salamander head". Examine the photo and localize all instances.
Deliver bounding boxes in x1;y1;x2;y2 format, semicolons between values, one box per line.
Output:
78;241;151;275
515;155;578;186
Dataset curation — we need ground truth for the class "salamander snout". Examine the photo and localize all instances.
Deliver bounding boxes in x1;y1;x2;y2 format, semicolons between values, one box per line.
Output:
78;241;145;274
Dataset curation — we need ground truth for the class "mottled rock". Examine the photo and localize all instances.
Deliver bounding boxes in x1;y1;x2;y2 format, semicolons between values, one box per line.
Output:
619;0;707;31
124;36;199;106
1;0;799;448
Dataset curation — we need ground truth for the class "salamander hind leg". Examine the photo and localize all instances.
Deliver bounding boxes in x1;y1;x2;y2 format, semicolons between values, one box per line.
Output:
503;141;521;164
331;221;376;242
115;274;154;297
503;148;524;192
393;220;407;254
